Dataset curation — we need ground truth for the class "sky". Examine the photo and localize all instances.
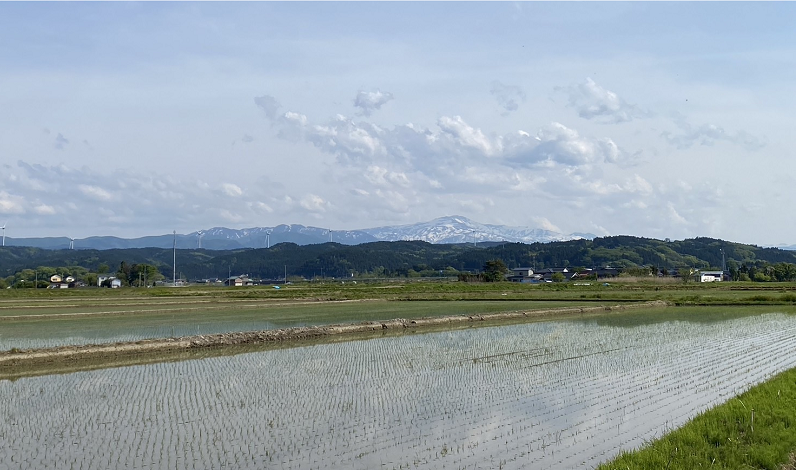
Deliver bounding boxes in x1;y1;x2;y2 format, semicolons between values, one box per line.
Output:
1;2;795;246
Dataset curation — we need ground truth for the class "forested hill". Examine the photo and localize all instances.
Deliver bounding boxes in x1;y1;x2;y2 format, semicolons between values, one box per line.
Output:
2;236;796;282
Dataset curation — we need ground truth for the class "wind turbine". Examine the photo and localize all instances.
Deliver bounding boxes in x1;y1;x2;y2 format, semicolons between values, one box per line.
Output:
329;229;333;243
197;230;204;249
265;230;271;248
1;222;5;247
69;237;75;250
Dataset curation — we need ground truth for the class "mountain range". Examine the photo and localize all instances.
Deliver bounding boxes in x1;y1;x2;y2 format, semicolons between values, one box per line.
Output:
2;216;595;250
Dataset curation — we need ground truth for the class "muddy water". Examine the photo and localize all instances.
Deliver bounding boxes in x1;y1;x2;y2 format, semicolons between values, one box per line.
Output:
2;310;796;469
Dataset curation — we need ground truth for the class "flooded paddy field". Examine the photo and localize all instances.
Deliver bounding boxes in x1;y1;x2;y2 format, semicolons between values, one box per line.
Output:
0;299;590;351
2;307;796;469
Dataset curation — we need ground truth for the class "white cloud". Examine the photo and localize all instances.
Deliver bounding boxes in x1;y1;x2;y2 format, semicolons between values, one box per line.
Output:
250;201;273;214
78;184;113;201
623;174;653;194
219;209;244;223
532;217;561;233
437;116;496;156
222;183;243;197
300;194;329;212
0;191;26;214
365;166;410;187
667;202;689;225
309;116;386;163
662;122;765;151
34;204;56;215
505;122;630;167
353;90;394;116
0;161;345;237
558;78;648;123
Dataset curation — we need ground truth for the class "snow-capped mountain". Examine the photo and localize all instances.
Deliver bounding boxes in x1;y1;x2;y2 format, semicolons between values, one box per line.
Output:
4;216;594;250
363;216;592;244
189;225;377;249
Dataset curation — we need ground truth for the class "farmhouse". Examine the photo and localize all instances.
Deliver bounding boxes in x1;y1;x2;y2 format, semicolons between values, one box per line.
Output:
507;267;541;283
225;275;254;287
536;267;578;282
98;276;122;288
49;275;77;289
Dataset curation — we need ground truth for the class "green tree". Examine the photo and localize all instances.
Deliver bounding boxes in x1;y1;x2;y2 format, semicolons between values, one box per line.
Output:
551;272;565;283
482;259;508;282
117;261;131;286
83;273;98;287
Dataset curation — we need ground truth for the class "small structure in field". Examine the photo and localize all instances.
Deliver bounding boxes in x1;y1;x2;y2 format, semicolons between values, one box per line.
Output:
225;275;254;287
698;270;725;282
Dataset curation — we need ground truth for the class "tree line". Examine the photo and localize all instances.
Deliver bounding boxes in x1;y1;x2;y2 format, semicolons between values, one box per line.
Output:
3;236;796;287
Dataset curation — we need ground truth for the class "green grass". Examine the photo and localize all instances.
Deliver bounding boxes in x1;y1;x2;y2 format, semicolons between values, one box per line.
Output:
598;367;796;470
1;279;795;303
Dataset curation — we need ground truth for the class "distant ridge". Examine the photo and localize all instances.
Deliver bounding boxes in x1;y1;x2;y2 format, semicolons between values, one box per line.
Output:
1;215;593;250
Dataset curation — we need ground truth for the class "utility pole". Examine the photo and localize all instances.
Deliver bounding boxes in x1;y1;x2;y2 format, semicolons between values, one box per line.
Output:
173;230;176;286
721;248;726;272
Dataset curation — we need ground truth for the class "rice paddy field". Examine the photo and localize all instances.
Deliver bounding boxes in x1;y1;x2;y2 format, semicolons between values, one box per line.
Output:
2;297;796;469
0;298;592;351
2;283;796;469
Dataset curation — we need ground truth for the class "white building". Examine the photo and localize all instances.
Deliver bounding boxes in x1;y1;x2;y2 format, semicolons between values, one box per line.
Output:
699;271;725;282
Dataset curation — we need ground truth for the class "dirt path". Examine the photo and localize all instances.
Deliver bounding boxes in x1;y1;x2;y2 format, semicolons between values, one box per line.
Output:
0;301;668;371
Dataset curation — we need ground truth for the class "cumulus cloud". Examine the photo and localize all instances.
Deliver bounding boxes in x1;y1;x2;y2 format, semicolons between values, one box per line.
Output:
299;194;329;212
558;78;647;123
253;93;640;207
307;115;386;163
353;90;394;116
666;203;689;225
490;81;526;115
532;216;561;233
0;191;26;214
222;183;243;197
505;122;630;167
78;184;112;201
0;161;342;237
34;204;57;215
438;116;496;156
250;201;273;214
250;92;743;238
364;166;410;188
662;122;765;151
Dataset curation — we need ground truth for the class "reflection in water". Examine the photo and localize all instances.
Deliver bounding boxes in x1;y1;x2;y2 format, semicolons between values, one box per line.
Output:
2;313;796;469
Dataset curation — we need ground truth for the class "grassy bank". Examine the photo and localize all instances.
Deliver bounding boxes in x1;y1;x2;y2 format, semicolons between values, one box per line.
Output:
598;367;796;470
1;279;795;305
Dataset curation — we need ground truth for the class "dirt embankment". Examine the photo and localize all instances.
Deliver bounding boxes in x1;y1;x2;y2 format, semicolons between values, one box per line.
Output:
0;301;668;371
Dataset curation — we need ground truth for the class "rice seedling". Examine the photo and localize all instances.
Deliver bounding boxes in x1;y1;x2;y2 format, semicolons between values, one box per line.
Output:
2;310;796;469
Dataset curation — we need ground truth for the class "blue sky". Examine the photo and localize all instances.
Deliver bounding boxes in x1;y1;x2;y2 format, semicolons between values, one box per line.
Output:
1;2;794;245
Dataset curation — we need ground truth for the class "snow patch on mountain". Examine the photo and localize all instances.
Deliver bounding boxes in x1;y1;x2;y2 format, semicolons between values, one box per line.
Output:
363;216;593;244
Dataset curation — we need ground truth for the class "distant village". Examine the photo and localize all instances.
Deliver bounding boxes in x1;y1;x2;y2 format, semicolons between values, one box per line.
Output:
505;267;727;283
37;266;731;290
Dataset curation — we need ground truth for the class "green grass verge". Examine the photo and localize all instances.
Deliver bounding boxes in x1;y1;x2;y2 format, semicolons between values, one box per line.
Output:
1;280;795;305
598;367;796;470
